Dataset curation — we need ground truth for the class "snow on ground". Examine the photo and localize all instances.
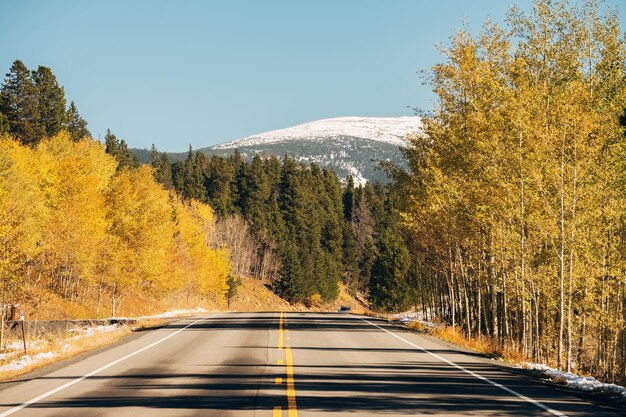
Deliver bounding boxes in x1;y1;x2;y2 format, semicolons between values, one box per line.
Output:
391;310;438;328
110;307;209;321
0;307;208;374
522;362;626;398
0;351;57;372
68;324;120;340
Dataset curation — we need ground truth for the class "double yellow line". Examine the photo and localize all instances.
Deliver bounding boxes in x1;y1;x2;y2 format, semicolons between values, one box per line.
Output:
274;312;298;417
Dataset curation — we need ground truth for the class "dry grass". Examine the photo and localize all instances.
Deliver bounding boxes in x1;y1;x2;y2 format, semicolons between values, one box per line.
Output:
431;326;528;363
406;321;430;332
0;316;181;382
0;325;131;381
228;277;369;313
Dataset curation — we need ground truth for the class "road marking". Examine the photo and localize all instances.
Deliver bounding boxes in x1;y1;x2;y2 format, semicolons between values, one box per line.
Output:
277;359;283;365
275;377;283;384
0;315;217;417
278;312;284;350
360;317;568;417
273;406;282;417
286;345;298;417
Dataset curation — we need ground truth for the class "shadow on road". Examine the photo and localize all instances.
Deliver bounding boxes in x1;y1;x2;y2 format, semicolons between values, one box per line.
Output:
2;313;623;417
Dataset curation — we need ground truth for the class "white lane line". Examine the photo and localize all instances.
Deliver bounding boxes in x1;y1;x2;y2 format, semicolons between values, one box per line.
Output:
358;317;568;417
0;314;218;417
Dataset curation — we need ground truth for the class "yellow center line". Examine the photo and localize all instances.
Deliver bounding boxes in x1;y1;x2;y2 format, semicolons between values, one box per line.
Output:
273;406;282;417
286;345;298;417
277;359;283;365
278;312;284;350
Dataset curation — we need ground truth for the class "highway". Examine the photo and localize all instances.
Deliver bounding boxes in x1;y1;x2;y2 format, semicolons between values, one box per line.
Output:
0;312;622;417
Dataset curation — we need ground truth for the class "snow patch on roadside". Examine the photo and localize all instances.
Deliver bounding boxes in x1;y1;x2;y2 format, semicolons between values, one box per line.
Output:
522;362;626;398
67;324;121;341
0;351;57;372
110;307;209;321
391;310;438;328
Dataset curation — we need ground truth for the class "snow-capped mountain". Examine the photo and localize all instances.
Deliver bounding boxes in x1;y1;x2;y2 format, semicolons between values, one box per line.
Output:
213;116;418;149
205;116;420;184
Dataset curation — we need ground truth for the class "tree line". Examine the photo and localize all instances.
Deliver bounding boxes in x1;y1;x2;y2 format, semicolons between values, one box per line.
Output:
396;0;626;384
148;145;412;307
0;60;90;144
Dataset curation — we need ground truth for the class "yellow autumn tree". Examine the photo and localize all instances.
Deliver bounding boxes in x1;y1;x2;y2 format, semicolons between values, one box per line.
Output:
38;133;117;303
0;137;46;304
105;165;177;315
173;198;230;304
401;0;626;383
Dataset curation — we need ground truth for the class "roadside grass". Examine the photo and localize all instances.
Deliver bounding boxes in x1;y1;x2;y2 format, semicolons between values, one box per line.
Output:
0;325;131;381
0;317;174;382
430;326;528;363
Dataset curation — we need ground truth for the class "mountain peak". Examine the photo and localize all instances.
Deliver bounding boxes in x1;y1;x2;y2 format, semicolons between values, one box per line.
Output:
212;116;420;150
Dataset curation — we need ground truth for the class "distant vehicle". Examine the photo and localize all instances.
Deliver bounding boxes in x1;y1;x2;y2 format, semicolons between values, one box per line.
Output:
338;306;351;313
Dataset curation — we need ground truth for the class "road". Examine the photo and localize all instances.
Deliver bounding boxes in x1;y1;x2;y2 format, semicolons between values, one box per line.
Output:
0;312;622;417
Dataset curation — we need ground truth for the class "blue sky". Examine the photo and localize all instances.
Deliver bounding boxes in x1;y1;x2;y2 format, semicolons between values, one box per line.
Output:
1;1;624;151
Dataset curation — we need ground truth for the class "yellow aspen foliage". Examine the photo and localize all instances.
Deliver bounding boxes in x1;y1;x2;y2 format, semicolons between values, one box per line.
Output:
400;0;626;383
38;133;116;298
172;198;230;303
105;165;176;311
0;137;46;301
0;131;232;317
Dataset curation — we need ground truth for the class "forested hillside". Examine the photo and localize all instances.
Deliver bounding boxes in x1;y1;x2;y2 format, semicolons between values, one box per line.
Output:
148;146;412;307
397;0;626;384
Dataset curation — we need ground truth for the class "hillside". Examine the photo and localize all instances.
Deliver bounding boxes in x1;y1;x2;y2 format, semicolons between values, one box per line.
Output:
135;116;421;183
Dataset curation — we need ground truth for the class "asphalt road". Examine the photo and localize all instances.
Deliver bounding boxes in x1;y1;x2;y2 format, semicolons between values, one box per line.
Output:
0;312;622;417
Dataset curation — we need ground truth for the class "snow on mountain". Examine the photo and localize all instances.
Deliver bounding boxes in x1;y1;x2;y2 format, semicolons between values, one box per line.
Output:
212;116;420;150
129;116;421;185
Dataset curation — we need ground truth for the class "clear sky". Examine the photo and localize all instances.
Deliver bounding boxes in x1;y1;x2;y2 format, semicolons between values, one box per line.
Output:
1;1;624;151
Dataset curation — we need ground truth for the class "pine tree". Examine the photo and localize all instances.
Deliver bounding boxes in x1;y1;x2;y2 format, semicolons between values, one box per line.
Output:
369;230;410;312
0;60;44;145
157;153;173;189
343;175;355;221
275;240;311;303
149;144;159;165
104;129;139;171
148;145;173;189
0;112;8;135
171;160;185;192
64;101;90;141
342;222;360;289
181;146;207;201
32;66;66;137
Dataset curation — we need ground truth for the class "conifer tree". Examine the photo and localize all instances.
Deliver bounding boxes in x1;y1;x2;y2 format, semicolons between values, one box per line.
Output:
32;66;66;137
343;175;355;221
275;240;310;303
369;230;410;312
0;112;8;135
64;101;90;141
148;144;173;189
104;129;139;171
342;222;360;289
0;60;44;145
171;160;185;192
